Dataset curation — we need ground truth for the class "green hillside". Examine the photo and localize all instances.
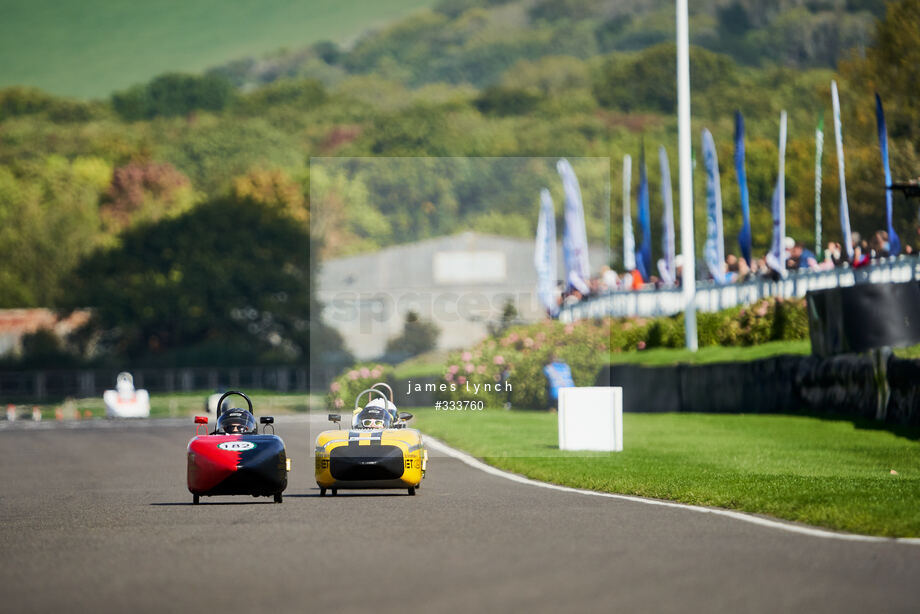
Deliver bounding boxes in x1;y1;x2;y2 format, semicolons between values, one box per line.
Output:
211;0;885;89
0;0;439;99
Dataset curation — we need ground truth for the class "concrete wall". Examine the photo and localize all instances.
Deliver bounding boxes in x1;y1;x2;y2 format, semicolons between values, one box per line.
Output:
318;232;607;360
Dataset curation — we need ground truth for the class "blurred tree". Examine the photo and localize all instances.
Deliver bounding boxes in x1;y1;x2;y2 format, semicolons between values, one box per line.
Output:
499;55;591;97
837;0;920;245
0;86;56;117
384;311;440;360
487;298;519;336
162;117;303;194
13;328;81;369
358;103;455;155
312;41;342;65
112;73;234;120
595;14;633;52
231;168;308;225
594;43;738;113
474;86;541;116
308;164;391;256
0;86;104;123
233;79;327;115
0;156;107;307
529;0;602;23
61;196;311;362
101;161;196;235
844;0;920;149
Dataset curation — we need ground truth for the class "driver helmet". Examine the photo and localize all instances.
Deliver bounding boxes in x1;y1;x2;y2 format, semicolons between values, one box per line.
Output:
352;405;392;430
216;409;257;434
364;397;398;422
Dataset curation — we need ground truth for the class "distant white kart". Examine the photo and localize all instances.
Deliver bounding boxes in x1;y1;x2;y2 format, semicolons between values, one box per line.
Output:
103;372;150;418
205;391;227;415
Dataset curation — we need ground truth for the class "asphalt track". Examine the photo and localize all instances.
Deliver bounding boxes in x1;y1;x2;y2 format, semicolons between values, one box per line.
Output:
1;416;919;613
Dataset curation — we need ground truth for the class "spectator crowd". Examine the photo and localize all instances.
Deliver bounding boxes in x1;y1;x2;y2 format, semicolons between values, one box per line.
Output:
557;227;919;310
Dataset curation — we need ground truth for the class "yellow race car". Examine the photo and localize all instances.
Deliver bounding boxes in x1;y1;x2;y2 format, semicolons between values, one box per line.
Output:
315;385;427;496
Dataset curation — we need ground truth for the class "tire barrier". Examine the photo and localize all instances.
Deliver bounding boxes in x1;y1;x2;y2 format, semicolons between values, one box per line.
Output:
598;353;920;426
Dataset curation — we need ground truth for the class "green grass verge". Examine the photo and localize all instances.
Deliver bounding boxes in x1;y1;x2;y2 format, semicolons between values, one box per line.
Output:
393;350;450;380
608;340;920;366
607;340;811;366
393;340;814;380
413;408;920;537
18;389;318;420
894;344;920;360
0;0;438;98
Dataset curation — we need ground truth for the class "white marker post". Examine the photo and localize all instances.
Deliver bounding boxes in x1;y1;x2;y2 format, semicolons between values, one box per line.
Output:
558;387;623;452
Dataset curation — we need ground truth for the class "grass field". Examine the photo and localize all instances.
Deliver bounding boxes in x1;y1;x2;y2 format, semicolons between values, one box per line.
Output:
0;0;438;98
413;408;920;537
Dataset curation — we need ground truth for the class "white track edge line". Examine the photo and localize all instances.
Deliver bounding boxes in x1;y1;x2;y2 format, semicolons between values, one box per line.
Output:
424;436;920;546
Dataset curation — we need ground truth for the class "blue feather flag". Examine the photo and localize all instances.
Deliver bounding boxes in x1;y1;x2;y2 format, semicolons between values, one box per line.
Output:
557;159;591;294
766;111;788;275
657;146;676;285
831;81;854;261
534;188;558;316
815;114;824;259
702;129;726;284
734;111;752;267
875;93;900;255
622;155;636;271
636;145;653;282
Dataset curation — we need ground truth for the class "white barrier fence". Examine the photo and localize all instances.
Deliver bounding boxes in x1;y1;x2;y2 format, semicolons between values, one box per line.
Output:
559;256;920;322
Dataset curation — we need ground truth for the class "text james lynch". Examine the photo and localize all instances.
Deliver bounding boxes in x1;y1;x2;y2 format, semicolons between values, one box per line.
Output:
405;380;512;396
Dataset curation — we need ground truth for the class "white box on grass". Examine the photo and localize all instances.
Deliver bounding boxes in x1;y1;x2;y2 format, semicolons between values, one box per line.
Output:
557;387;622;452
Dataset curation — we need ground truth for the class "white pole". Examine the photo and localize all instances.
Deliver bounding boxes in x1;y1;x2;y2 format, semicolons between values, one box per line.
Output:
677;0;697;351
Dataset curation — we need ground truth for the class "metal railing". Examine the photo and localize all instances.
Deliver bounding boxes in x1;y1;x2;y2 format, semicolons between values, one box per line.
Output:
559;256;920;322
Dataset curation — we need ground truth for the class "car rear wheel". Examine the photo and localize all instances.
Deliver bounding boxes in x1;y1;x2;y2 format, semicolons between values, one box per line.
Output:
331;489;337;496
408;487;416;496
274;492;283;503
193;494;199;505
319;488;326;496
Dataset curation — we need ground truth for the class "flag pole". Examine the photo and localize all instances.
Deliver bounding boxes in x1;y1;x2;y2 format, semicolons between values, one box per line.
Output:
677;0;697;351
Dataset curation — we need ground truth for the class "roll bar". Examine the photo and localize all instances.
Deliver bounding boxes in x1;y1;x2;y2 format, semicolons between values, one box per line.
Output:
370;382;395;404
354;388;388;412
216;390;253;418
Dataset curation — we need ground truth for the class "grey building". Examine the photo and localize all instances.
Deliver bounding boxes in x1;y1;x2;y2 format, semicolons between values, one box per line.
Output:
317;232;608;359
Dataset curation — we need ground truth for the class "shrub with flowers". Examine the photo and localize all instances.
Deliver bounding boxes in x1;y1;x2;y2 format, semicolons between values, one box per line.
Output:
326;363;395;412
438;318;611;409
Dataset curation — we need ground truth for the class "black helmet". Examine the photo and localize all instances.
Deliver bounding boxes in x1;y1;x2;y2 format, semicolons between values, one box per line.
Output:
216;409;256;434
352;405;392;429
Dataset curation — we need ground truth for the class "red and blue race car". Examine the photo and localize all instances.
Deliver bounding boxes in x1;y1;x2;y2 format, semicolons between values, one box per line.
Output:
187;391;289;504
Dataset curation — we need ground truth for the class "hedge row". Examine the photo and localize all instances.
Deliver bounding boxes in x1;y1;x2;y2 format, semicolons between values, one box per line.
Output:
625;297;809;351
